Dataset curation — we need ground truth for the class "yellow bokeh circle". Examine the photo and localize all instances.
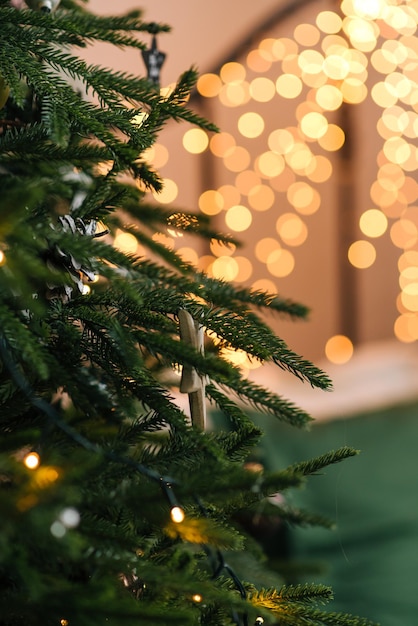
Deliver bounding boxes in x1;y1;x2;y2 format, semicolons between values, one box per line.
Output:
325;334;354;364
225;205;253;232
348;240;376;268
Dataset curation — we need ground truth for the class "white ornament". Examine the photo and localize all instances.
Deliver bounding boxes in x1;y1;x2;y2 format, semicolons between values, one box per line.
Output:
25;0;61;12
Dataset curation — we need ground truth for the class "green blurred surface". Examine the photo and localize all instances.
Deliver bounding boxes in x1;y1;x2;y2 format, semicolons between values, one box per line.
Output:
254;400;418;625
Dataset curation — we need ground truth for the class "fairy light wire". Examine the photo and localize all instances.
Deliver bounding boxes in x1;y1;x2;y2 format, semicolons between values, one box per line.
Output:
1;334;252;625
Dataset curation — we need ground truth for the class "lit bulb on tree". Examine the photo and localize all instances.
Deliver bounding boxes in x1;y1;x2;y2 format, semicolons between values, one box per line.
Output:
24;451;40;469
170;506;185;523
25;0;61;12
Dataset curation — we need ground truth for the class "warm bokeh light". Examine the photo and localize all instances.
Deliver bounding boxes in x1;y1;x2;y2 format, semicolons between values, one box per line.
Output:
276;213;308;246
359;209;388;237
325;334;354;364
223;146;251;172
217;184;241;210
276;74;303;98
300;111;329;139
220;62;246;84
234;256;253;282
259;38;276;61
316;11;343;35
212;256;239;281
248;184;275;211
113;231;138;254
266;248;295;277
249;77;276;102
318;124;345;151
394;313;418;342
177;247;199;266
255;237;281;263
298;49;324;76
268;129;295;154
238;111;265;138
255;151;285;178
235;170;261;195
323;53;350;79
197;73;223;97
390;218;418;249
199;189;224;215
143;143;169;169
210;239;236;257
315;84;344;110
340;78;368;103
287;181;321;214
210;132;235;157
247;49;272;72
251;278;278;294
225;205;252;232
152;178;178;204
190;1;418;346
182;128;209;154
348;240;377;268
152;232;175;250
294;23;321;47
219;81;251;107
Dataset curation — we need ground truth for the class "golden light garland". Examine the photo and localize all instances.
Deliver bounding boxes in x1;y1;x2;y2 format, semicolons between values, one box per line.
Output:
113;0;418;366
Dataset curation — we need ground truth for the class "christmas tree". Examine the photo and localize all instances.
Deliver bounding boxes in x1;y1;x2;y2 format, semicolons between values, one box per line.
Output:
0;1;377;625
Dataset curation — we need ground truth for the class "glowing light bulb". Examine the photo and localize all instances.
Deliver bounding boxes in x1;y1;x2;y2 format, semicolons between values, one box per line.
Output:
61;620;69;626
24;452;40;470
0;250;5;266
170;506;185;523
192;594;203;603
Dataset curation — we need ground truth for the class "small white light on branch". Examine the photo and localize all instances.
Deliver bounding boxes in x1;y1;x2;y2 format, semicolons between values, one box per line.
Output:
50;521;66;538
170;506;185;523
59;507;80;529
192;594;203;603
24;452;40;470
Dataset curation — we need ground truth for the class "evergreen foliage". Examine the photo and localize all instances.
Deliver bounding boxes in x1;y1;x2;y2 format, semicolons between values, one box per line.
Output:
0;1;377;625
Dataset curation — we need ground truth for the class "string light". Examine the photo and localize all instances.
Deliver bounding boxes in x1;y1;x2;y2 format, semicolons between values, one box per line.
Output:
170;506;185;523
2;334;252;626
192;593;203;603
23;451;40;469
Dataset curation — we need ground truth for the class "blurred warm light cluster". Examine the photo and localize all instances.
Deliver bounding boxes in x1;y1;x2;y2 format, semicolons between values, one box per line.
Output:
123;0;418;365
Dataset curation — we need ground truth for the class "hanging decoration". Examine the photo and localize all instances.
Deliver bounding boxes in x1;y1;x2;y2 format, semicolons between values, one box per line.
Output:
141;32;166;88
178;308;207;430
25;0;61;12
